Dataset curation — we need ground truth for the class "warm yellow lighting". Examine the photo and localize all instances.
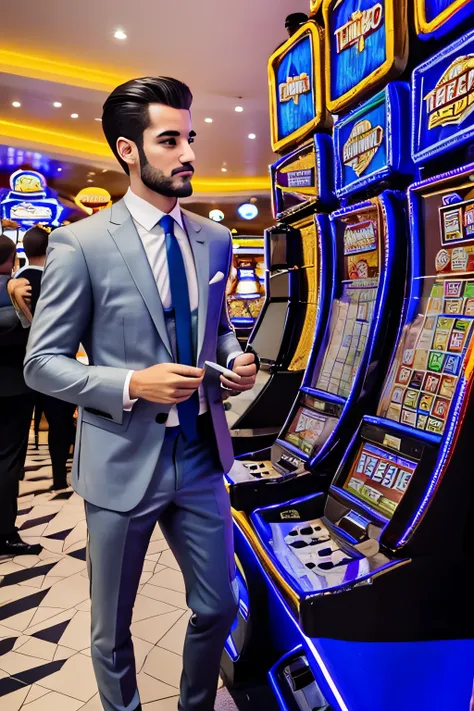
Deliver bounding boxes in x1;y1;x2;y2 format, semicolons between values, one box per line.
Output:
114;30;127;40
204;117;213;123
53;101;62;108
12;101;21;108
70;113;79;119
221;167;227;173
0;118;271;192
0;48;129;92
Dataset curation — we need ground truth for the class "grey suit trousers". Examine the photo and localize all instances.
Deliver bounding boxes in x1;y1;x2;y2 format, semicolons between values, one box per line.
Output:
85;414;238;711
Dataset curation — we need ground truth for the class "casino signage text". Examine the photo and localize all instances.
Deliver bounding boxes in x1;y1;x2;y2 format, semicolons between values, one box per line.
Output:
335;3;384;54
424;55;474;129
279;72;311;105
343;120;384;176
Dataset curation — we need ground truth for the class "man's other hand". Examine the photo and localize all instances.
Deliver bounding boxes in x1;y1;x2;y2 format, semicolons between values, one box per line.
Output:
220;352;257;396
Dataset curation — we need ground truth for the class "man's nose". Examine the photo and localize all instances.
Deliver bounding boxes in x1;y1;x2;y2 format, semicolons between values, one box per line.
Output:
181;144;196;164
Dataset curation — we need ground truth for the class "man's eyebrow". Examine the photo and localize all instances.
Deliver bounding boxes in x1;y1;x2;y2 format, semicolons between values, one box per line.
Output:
156;130;197;138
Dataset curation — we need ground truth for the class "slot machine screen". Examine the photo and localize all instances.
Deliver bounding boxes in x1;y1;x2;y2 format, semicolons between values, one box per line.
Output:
378;180;474;436
311;206;380;397
343;442;417;519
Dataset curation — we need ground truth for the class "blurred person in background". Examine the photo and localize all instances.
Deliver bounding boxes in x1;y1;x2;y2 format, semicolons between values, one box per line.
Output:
9;225;76;490
0;235;42;556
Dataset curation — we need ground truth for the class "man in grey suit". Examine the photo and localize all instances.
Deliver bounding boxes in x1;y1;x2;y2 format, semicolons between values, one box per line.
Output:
24;76;257;711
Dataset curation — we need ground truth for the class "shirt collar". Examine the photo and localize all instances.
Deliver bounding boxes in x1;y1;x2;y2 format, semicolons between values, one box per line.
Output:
123;187;184;232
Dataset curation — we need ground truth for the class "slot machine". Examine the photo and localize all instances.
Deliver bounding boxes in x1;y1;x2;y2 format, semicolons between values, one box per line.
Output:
228;83;411;515
415;0;474;40
225;22;474;711
226;235;266;345
227;18;334;458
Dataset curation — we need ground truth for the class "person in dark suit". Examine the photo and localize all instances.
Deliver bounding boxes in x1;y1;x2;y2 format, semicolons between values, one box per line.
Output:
9;226;76;490
0;235;42;556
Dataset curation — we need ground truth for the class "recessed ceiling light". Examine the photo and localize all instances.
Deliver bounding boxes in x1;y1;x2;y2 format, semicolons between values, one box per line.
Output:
238;203;259;220
94;117;102;121
53;101;62;108
57;167;62;172
204;117;213;123
87;172;96;176
235;106;244;112
248;133;256;140
12;101;21;108
87;179;94;183
209;209;225;222
221;167;228;173
114;29;127;40
71;113;79;119
102;169;108;173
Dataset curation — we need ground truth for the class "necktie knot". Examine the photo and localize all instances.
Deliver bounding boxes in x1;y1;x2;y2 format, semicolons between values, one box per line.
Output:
159;214;175;236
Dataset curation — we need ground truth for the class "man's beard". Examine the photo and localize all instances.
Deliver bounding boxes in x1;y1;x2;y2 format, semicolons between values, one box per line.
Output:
138;145;194;198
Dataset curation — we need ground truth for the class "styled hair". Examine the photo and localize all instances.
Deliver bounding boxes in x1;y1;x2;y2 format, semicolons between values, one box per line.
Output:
0;235;16;269
102;76;193;174
23;225;49;259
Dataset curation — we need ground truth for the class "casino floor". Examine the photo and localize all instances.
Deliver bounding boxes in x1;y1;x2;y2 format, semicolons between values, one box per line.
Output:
0;408;268;711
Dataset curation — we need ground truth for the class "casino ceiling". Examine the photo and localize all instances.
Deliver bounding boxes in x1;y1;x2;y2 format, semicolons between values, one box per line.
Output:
0;0;307;201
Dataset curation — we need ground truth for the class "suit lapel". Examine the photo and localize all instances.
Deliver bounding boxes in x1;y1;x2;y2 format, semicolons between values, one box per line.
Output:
182;211;210;362
108;199;173;358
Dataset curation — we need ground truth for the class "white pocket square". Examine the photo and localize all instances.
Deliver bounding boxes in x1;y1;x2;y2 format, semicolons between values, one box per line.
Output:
209;271;225;285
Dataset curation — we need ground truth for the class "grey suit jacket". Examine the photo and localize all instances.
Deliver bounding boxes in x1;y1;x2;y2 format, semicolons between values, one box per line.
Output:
24;198;242;512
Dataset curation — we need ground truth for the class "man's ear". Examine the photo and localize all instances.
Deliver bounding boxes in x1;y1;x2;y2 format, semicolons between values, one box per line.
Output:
117;137;137;170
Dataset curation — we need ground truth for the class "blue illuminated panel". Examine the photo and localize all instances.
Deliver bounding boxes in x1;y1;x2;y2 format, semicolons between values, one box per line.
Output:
271;134;335;219
412;28;474;164
416;0;474;40
334;83;413;199
324;0;408;114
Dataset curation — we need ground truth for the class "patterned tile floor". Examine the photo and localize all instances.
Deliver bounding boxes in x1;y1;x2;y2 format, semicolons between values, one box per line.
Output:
0;437;241;711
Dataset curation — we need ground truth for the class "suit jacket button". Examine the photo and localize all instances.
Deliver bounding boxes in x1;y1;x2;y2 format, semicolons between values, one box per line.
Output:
155;413;168;424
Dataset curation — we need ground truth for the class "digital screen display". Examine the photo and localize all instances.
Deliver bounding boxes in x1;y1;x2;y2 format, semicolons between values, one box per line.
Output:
283;405;327;455
378;183;474;436
312;207;380;398
344;442;417;518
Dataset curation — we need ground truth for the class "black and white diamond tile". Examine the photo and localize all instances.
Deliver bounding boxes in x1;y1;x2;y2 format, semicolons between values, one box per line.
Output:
0;438;239;711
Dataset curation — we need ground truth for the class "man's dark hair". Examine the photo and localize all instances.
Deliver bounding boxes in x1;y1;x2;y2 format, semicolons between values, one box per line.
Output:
0;235;16;268
22;225;49;259
102;76;193;175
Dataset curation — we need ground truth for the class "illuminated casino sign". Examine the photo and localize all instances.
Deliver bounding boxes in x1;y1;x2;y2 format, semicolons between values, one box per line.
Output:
75;186;112;215
334;82;413;199
279;72;311;104
0;169;65;229
344;220;377;255
335;4;383;54
271;133;334;219
324;0;408;114
413;28;474;163
415;0;474;40
344;120;384;175
425;56;474;129
268;20;330;153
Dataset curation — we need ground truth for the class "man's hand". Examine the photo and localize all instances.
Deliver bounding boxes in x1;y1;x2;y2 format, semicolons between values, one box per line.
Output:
220;352;257;396
129;363;204;404
8;278;33;322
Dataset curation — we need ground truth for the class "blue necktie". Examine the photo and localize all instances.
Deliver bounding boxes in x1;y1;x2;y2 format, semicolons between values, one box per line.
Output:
160;214;199;440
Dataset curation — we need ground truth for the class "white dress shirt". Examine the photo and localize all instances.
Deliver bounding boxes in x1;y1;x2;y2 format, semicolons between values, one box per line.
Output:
122;188;207;426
